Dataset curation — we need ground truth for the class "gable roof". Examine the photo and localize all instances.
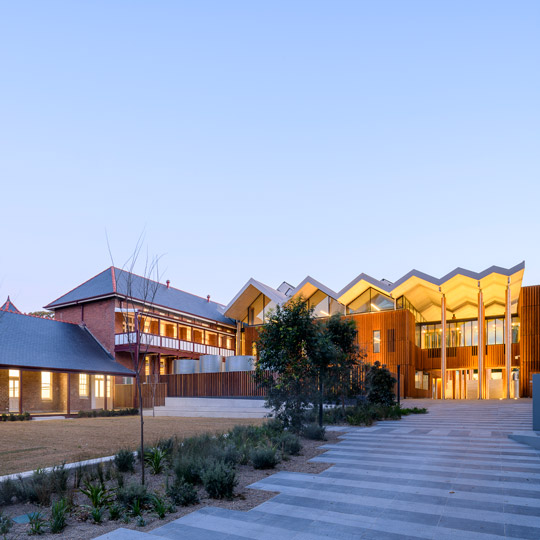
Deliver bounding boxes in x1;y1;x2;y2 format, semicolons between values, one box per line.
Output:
289;276;341;302
1;296;21;314
0;311;133;375
44;267;234;325
224;278;289;320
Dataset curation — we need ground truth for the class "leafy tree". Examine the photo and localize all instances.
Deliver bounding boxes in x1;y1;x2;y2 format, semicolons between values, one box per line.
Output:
365;361;396;406
255;301;364;429
255;298;319;432
28;310;54;319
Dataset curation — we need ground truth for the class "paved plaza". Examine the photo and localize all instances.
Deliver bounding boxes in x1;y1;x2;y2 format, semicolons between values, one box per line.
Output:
98;399;540;540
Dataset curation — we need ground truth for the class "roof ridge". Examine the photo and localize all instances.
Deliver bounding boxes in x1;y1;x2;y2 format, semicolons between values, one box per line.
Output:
113;266;227;307
44;267;114;308
1;310;79;325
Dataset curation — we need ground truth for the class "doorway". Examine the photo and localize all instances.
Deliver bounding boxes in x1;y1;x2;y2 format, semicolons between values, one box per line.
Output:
8;370;20;412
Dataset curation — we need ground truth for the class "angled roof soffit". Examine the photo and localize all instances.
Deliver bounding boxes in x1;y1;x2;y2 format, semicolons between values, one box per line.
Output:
289;276;341;303
224;278;288;321
338;262;525;320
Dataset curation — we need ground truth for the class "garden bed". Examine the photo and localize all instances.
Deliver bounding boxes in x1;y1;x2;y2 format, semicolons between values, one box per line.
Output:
0;423;338;539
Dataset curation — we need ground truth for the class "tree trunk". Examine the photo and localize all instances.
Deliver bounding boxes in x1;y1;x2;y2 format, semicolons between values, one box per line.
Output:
136;372;145;485
318;375;324;427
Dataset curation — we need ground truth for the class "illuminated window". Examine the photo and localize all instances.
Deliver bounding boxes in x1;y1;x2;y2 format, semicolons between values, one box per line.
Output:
373;330;381;353
95;375;105;398
9;370;19;398
41;372;52;400
79;374;89;397
348;288;394;315
106;376;111;398
145;358;150;376
160;358;166;375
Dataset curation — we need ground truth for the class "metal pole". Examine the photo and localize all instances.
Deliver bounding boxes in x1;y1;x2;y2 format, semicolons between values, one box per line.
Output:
397;365;401;406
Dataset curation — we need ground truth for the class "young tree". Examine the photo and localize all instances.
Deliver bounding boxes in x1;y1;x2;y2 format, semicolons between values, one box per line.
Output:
109;236;162;485
365;361;396;406
255;298;319;432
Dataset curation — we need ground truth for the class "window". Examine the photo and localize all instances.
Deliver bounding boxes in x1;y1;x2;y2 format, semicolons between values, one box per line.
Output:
348;288;394;315
512;317;520;343
415;371;430;390
9;370;19;398
79;374;89;397
486;318;505;345
41;372;52;400
373;330;381;353
94;375;110;398
160;357;166;375
145;357;150;376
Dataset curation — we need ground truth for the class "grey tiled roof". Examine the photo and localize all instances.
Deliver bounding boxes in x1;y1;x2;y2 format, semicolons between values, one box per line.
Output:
0;311;134;375
44;267;234;325
0;296;21;313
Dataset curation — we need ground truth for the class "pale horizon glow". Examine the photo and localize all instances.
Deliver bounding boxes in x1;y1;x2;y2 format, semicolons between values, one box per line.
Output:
1;1;539;313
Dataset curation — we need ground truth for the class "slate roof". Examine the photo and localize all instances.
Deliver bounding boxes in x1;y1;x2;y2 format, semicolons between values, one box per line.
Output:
44;267;234;325
0;296;21;313
0;311;134;375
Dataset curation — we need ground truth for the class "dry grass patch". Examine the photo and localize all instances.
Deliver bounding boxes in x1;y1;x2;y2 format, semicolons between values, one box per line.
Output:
0;416;264;476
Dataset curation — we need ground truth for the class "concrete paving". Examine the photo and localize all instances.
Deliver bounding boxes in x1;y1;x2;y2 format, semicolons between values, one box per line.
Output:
96;399;540;539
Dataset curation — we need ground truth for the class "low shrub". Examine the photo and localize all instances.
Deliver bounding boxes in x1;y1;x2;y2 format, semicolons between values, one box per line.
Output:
0;478;17;506
273;432;301;456
114;449;135;473
250;446;281;469
108;504;122;521
173;455;207;485
80;480;112;508
90;506;104;524
151;493;168;519
49;497;69;533
167;480;199;506
400;406;428;415
0;412;31;422
116;483;151;509
0;511;14;536
144;447;168;475
77;408;138;418
302;423;326;441
27;511;46;536
201;461;237;499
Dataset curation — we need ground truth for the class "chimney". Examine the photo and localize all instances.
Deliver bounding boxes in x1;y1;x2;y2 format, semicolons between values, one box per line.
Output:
166;280;170;289
207;295;211;303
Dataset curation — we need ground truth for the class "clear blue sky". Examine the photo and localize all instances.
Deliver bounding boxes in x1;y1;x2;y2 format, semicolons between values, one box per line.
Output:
1;1;539;312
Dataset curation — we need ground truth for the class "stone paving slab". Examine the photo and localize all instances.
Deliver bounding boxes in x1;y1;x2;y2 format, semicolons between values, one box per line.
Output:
94;400;539;539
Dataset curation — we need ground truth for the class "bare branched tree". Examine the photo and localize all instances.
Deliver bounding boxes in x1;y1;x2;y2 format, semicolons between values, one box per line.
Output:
108;234;162;485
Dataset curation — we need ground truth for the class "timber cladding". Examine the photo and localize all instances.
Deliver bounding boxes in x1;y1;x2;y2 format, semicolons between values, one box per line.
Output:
348;309;416;398
519;285;540;397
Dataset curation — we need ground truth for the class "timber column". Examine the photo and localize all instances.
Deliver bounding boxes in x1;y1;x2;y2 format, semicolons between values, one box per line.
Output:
478;287;484;399
505;278;512;398
441;291;447;400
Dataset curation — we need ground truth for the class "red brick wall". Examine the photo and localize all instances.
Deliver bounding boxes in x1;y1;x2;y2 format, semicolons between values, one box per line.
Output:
0;370;8;412
54;299;116;354
21;371;67;413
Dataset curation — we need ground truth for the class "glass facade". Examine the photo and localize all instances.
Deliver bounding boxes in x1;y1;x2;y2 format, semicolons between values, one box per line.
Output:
307;290;344;318
396;296;426;323
243;294;276;325
347;288;394;315
417;315;520;349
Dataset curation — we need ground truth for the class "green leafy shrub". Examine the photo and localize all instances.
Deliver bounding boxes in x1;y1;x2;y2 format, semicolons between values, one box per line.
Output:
77;408;138;418
173;455;207;485
144;447;167;475
273;432;301;456
0;478;17;505
114;449;135;473
0;511;14;535
49;498;69;533
167;481;199;506
136;515;146;527
302;423;326;440
201;461;237;499
108;504;122;521
90;506;104;524
27;511;46;535
365;361;396;406
151;494;168;519
250;446;281;469
400;406;428;415
117;483;151;509
80;480;111;508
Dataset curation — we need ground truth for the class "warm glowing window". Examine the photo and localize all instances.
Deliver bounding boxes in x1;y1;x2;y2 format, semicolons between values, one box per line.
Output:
373;330;381;353
145;358;150;376
107;376;111;398
9;370;19;398
160;358;166;375
41;372;52;400
94;375;105;398
79;374;89;397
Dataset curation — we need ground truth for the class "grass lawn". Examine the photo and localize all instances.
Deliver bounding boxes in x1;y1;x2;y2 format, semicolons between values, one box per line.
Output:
0;416;264;476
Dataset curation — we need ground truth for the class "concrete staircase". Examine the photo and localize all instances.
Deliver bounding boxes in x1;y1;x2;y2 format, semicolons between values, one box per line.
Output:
143;397;272;418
